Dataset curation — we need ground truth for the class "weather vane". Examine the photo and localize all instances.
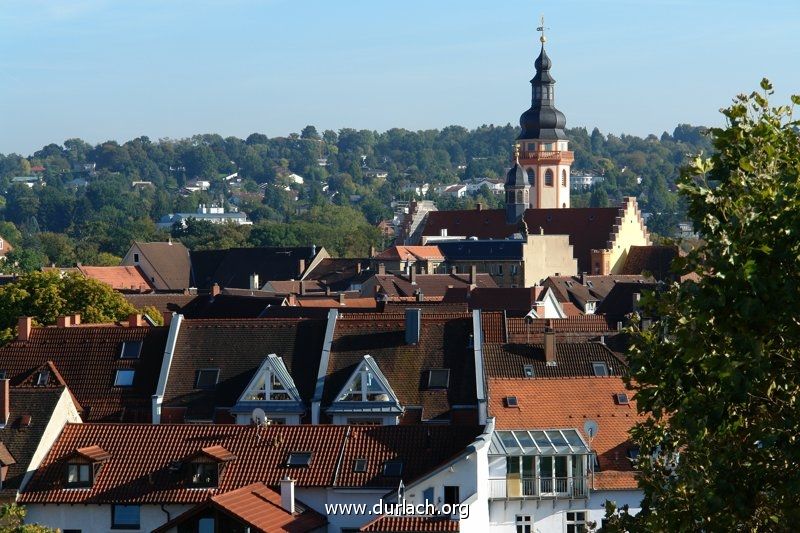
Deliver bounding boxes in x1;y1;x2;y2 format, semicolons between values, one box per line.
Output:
514;142;520;161
537;15;549;44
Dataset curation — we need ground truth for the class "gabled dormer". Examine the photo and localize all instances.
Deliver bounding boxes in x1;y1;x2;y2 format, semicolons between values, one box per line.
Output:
230;354;305;425
65;445;111;488
326;355;403;425
185;445;236;488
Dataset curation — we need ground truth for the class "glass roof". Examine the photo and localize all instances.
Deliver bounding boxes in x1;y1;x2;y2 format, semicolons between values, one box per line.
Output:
489;429;590;456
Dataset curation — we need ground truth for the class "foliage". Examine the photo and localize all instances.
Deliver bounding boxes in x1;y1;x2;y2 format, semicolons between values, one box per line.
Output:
0;271;137;339
0;503;57;532
625;82;800;530
139;305;164;326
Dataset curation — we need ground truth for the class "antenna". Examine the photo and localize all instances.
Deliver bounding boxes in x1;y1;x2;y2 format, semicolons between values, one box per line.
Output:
584;420;599;440
537;15;549;44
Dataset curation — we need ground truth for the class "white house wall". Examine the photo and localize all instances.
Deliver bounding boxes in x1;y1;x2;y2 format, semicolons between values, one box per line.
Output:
25;504;192;533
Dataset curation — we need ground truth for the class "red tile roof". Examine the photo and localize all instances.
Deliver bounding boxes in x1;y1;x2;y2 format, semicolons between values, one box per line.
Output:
20;423;483;504
483;342;628;379
78;265;155;292
371;273;497;300
75;445;111;462
0;325;169;422
201;445;236;462
361;515;460;532
421;207;622;272
488;377;646;490
154;482;327;533
375;246;445;261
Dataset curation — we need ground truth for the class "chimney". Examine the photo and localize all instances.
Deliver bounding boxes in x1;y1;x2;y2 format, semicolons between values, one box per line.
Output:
128;313;143;328
469;265;477;285
0;379;9;425
325;284;332;296
405;308;421;345
369;246;376;258
356;262;362;274
300;282;306;296
338;293;346;305
249;273;260;290
451;265;457;275
415;290;424;303
57;315;72;328
280;477;296;514
211;283;221;297
298;259;306;276
544;329;556;364
581;272;587;285
410;269;417;285
440;228;448;237
72;314;81;326
288;294;298;306
17;317;32;341
378;263;386;275
476;202;483;211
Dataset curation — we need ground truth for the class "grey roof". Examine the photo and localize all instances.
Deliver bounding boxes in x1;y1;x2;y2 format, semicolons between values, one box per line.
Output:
438;240;524;261
518;44;567;141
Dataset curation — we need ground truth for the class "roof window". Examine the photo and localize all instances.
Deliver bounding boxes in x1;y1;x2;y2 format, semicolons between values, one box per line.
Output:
195;369;220;390
287;452;312;468
592;362;609;377
114;369;135;387
382;460;403;477
523;364;534;378
615;392;630;405
427;369;450;389
505;396;519;408
36;370;50;386
119;341;143;359
353;458;368;473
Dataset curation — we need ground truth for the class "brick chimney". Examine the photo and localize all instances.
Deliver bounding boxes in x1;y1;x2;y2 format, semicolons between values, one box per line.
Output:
57;315;72;328
17;317;32;341
544;329;556;365
280;477;295;514
211;283;221;297
72;314;81;326
338;293;346;305
128;313;143;327
249;273;260;291
378;263;386;275
410;269;417;285
0;379;9;425
288;294;298;306
469;265;477;285
300;282;306;296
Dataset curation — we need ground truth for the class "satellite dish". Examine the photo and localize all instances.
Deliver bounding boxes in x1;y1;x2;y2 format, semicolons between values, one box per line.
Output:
252;408;267;425
584;420;599;439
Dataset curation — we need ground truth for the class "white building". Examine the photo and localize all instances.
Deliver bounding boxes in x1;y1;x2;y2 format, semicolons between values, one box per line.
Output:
157;204;252;229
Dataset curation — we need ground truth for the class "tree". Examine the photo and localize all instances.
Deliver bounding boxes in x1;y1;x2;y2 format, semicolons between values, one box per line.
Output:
624;82;800;530
0;271;137;341
300;125;320;140
0;503;57;532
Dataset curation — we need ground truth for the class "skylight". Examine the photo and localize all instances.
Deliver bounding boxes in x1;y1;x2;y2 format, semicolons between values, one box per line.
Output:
427;369;450;389
592;362;609;377
114;369;135;387
287;452;312;468
382;460;403;477
505;396;519;408
353;458;367;473
36;370;50;386
627;448;640;461
523;364;534;378
196;369;220;390
119;341;143;359
616;392;630;405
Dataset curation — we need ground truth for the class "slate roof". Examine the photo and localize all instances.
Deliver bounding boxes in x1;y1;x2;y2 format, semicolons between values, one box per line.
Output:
153;482;327;533
620;245;679;281
133;241;192;291
0;388;65;496
361;516;460;532
595;282;662;319
123;293;198;319
437;240;524;261
542;275;649;308
371;273;497;300
190;247;319;290
77;266;155;292
178;294;285;318
421;207;621;272
488;377;646;490
444;287;541;315
0;325;168;422
20;423;483;503
482;342;628;379
301;258;373;292
479;312;618;344
323;313;477;421
163;318;327;420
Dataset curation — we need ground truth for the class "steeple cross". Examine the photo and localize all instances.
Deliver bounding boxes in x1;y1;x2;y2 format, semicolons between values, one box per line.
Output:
537;15;549;44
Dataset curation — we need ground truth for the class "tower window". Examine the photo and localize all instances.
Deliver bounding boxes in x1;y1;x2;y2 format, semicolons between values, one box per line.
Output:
562;170;567;187
526;168;536;187
545;169;554;187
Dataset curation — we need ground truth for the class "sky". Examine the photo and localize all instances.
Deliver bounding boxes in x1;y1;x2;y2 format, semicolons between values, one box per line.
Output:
1;0;798;155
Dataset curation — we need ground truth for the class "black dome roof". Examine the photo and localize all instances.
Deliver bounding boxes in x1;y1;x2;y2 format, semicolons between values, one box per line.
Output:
505;161;527;187
518;45;567;141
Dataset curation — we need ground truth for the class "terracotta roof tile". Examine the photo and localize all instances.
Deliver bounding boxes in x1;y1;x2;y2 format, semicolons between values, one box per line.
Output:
164;318;327;420
75;445;111;462
78;265;155;292
488;377;647;490
375;246;445;261
483;342;628;379
372;273;496;300
20;423;483;504
0;325;168;422
361;515;460;532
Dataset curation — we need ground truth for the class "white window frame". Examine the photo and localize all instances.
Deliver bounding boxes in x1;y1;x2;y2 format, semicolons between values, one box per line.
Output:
565;510;588;533
516;514;533;533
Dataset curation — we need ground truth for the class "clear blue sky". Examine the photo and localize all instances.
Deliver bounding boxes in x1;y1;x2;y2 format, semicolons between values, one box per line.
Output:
1;0;798;155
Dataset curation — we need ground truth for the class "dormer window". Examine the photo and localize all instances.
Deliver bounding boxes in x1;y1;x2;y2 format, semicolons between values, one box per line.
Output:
189;462;218;487
339;368;388;402
245;370;291;401
36;370;50;386
287;452;312;468
195;369;220;390
66;463;92;488
523;365;534;378
426;369;450;389
114;369;135;387
119;341;143;359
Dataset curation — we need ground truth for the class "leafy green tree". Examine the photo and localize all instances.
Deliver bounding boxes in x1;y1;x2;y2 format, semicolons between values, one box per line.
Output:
0;503;57;532
3;248;48;273
0;271;137;341
624;82;800;531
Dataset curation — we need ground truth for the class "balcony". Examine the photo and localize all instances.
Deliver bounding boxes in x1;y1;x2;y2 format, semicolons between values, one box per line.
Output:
519;150;575;164
488;476;589;500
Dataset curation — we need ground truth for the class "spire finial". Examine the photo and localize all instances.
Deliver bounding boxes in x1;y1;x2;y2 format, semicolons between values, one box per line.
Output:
537;15;548;44
514;142;520;163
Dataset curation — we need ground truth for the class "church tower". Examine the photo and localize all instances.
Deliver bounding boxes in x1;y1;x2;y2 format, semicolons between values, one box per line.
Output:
515;20;573;209
505;144;529;224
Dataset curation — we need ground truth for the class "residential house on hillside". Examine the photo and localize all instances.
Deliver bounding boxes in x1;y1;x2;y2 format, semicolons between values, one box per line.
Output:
419;197;651;274
157;204;252;229
0;235;12;259
121;241;192;292
0;382;82;501
20;423;486;533
0;316;168;422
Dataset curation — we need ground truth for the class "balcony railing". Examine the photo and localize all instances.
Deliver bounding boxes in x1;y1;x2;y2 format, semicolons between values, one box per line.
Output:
519;150;575;163
488;476;589;500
